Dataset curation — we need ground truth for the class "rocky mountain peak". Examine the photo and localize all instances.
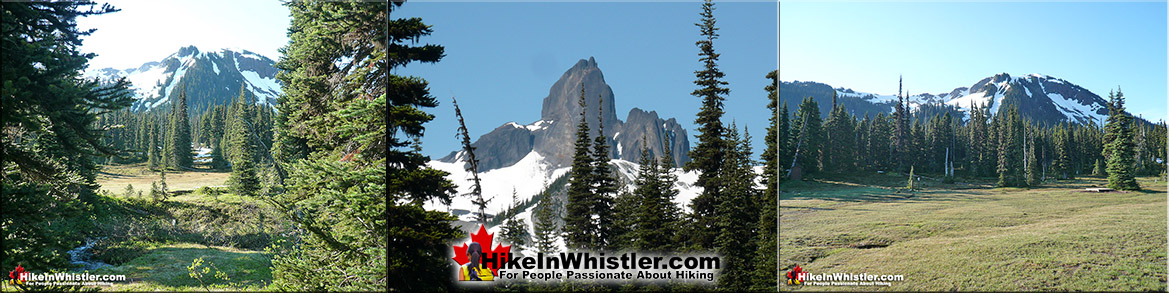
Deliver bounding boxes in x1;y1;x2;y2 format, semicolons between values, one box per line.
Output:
439;57;690;171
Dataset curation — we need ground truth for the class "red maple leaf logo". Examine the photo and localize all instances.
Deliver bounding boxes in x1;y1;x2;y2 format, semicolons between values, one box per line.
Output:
9;264;26;284
786;264;804;285
451;224;511;276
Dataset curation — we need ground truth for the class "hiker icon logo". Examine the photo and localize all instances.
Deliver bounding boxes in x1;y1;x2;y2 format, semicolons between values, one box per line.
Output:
786;264;805;285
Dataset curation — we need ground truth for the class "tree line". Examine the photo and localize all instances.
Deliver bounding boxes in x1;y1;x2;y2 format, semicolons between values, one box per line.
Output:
781;77;1167;190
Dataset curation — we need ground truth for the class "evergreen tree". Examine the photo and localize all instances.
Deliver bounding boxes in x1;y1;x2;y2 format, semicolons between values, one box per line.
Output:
715;124;759;290
271;1;454;290
624;139;681;252
1026;126;1040;187
778;102;791;177
868;113;893;171
996;106;1025;187
822;91;856;173
499;190;530;251
610;189;638;250
453;97;488;224
1102;89;1140;190
791;97;823;175
2;1;133;271
752;70;779;291
533;190;562;254
589;97;618;250
684;0;730;250
147;118;160;169
228;88;260;197
893;76;909;171
564;85;598;249
1052;123;1075;180
165;84;193;169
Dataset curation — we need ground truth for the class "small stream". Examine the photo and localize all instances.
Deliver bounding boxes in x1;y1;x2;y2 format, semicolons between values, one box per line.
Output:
68;237;112;271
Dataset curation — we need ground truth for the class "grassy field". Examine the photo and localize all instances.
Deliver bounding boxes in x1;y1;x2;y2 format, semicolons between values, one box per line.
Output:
780;173;1167;291
77;164;285;291
97;162;231;195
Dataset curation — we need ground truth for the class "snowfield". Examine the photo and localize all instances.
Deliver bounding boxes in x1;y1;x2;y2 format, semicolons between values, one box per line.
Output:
433;152;767;253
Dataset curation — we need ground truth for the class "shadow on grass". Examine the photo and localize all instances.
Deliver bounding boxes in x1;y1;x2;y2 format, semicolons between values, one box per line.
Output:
96;245;271;290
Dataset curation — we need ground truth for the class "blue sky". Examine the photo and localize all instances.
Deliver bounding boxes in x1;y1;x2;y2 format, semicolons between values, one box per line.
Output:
781;1;1167;123
76;0;289;70
394;1;779;160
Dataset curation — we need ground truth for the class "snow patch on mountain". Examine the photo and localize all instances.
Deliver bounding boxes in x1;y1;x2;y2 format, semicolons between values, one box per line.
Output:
426;151;571;215
240;70;282;104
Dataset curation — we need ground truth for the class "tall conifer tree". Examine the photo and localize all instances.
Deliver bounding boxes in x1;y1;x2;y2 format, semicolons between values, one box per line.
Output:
684;0;730;250
565;85;597;249
1103;89;1140;190
753;70;779;291
165;84;193;169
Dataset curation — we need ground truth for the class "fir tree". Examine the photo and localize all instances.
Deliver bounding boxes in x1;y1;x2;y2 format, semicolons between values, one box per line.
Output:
564;85;597;249
778;102;790;178
715;124;759;290
147;118;160;170
684;0;731;250
228;88;260;197
1102;89;1140;190
533;189;561;254
753;70;778;291
1025;125;1040;187
453;97;488;224
791;97;823;174
893;76;909;171
589;97;618;249
823;92;855;173
165;84;193;169
499;189;530;251
997;106;1025;187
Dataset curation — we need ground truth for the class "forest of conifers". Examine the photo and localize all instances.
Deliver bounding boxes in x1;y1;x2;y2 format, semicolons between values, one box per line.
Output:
779;79;1167;190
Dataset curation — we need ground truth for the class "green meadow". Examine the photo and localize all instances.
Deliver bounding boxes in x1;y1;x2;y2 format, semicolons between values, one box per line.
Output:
780;174;1167;291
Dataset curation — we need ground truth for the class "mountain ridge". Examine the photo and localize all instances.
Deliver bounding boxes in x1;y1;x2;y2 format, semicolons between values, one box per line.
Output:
781;73;1146;126
84;45;282;112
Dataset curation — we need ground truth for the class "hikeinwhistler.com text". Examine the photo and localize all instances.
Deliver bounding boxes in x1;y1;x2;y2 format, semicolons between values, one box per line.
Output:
481;252;720;283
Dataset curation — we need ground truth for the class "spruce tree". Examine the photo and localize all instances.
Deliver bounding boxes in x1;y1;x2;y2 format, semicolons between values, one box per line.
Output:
752;70;779;291
564;85;597;249
1026;127;1039;187
778;102;790;177
453;97;488;224
533;190;561;253
165;84;193;169
228;89;260;197
996;106;1025;187
684;0;730;250
1102;89;1140;190
147;118;160;170
715;124;759;290
791;97;823;174
500;190;530;251
893;76;909;171
589;97;618;249
626;139;680;251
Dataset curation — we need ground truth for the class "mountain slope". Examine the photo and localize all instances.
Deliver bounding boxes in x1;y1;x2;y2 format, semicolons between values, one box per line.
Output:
782;73;1121;126
84;45;282;112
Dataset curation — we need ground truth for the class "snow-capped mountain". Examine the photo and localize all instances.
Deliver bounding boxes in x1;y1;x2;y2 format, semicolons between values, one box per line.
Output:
437;57;690;171
84;45;281;112
783;73;1121;126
